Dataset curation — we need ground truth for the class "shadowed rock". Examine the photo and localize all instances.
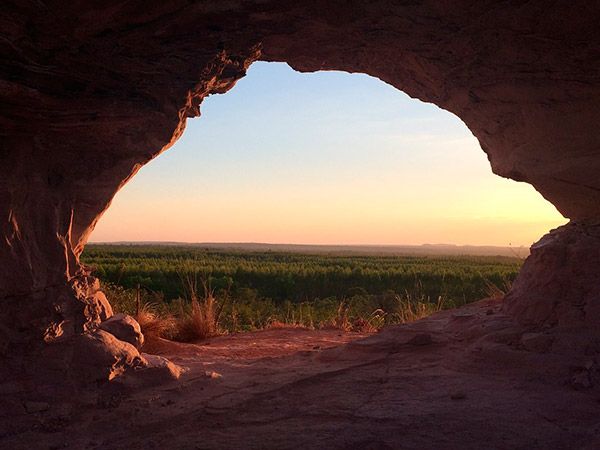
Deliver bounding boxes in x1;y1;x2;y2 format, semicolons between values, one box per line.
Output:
505;223;600;327
0;0;599;383
71;330;144;382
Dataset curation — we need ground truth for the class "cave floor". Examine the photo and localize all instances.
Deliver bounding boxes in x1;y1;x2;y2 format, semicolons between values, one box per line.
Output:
3;298;600;450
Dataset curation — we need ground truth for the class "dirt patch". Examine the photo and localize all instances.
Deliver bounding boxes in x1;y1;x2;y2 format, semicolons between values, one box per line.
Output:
147;327;369;362
3;299;600;449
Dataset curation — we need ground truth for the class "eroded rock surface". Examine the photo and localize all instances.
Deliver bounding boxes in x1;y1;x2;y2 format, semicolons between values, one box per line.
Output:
505;222;600;328
0;1;599;381
2;301;600;449
71;329;144;382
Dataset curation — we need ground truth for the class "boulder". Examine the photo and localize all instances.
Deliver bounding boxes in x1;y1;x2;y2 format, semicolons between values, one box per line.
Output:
99;314;144;350
71;330;144;382
117;353;186;387
504;223;600;328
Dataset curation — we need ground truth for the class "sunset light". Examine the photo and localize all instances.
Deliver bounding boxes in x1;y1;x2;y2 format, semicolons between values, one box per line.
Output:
6;4;598;447
90;62;565;246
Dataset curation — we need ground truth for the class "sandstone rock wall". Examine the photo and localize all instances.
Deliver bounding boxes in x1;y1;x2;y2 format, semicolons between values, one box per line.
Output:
1;1;599;350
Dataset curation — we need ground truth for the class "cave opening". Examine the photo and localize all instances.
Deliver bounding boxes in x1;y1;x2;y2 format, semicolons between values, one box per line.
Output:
92;62;565;247
84;61;565;340
2;3;600;446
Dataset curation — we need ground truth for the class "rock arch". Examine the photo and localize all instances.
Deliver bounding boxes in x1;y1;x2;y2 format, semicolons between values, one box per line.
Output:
1;1;599;375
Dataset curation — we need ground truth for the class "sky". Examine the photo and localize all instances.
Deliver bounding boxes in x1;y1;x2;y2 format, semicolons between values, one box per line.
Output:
90;62;566;247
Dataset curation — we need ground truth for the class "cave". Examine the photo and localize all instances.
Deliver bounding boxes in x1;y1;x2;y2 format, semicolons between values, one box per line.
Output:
1;1;600;448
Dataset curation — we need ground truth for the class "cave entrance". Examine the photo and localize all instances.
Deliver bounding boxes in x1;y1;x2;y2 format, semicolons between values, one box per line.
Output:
84;62;565;343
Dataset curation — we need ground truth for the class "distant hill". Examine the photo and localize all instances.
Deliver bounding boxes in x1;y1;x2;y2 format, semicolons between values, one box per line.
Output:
89;241;529;258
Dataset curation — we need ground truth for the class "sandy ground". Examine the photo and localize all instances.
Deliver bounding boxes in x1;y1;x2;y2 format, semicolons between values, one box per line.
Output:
3;298;600;449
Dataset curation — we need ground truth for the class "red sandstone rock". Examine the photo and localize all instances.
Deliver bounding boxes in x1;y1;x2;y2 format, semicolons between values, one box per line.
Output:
71;330;144;382
3;302;600;449
504;223;600;328
3;6;599;446
99;313;144;350
0;0;599;385
128;353;186;385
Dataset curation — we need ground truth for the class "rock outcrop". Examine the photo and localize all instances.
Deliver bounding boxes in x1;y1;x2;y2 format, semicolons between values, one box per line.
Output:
1;1;599;379
505;222;600;328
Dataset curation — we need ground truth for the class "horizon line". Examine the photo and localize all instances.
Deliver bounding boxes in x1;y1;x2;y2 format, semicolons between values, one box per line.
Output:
87;240;529;248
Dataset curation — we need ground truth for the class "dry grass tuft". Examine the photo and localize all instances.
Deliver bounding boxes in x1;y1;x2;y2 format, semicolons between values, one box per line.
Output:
351;308;386;333
175;296;220;342
322;302;385;332
328;301;352;332
172;271;224;342
393;294;444;324
267;320;310;330
134;302;177;342
484;278;513;299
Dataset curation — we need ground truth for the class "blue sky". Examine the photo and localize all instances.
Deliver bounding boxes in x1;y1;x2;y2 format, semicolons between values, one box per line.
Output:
90;62;565;246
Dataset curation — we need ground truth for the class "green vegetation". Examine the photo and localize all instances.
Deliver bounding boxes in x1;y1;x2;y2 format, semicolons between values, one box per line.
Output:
82;244;521;338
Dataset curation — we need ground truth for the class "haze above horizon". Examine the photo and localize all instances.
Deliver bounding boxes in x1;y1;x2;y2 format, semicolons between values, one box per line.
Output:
90;62;566;246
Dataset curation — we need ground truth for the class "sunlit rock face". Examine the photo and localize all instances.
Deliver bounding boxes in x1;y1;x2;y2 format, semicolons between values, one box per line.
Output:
0;1;599;359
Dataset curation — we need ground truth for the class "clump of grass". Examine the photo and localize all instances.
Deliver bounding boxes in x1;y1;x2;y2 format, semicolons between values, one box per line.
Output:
175;295;220;342
484;277;513;299
326;301;352;331
102;276;452;342
267;320;310;330
99;283;177;348
322;302;385;332
391;293;445;324
134;302;176;342
352;308;387;333
172;271;225;342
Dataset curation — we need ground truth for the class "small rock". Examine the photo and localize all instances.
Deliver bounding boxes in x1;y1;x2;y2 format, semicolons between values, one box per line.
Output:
24;401;50;413
205;370;222;379
115;353;186;388
139;354;186;381
99;313;144;349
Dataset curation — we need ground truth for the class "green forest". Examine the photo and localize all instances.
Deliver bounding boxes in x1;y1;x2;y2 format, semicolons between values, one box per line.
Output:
82;244;521;334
